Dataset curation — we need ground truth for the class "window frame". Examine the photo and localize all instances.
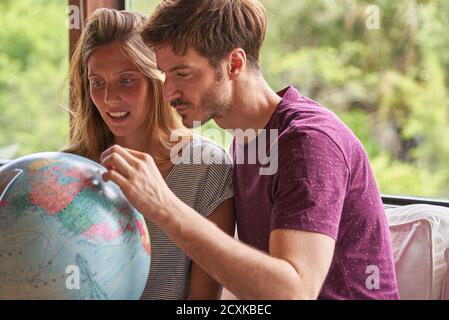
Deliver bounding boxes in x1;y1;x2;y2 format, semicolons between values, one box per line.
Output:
68;0;125;58
67;0;125;137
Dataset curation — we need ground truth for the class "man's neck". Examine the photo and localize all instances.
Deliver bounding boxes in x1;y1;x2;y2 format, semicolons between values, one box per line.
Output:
216;75;281;134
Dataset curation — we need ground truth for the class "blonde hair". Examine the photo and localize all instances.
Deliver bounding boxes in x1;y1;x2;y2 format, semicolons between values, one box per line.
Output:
64;8;191;162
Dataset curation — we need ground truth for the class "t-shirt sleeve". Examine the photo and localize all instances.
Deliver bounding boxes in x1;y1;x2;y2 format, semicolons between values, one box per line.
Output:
271;128;349;240
198;143;234;217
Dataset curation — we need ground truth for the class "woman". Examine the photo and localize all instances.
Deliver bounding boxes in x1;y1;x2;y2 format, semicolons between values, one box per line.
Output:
64;8;235;300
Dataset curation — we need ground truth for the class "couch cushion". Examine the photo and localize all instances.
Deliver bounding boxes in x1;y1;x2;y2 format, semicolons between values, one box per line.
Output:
386;204;449;300
442;247;449;300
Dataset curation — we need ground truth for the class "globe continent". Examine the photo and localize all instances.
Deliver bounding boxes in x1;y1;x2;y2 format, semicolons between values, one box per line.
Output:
0;152;151;299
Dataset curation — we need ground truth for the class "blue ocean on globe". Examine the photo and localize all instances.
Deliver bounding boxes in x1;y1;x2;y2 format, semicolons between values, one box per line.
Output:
0;152;151;299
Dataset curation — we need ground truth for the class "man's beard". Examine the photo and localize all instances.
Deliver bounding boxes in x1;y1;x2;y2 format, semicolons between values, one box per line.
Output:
182;80;230;128
200;87;229;122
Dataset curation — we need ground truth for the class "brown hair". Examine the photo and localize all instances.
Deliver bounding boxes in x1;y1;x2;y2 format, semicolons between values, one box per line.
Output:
64;8;191;162
140;0;267;70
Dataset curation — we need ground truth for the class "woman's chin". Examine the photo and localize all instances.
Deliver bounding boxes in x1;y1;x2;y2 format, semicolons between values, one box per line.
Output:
108;128;129;138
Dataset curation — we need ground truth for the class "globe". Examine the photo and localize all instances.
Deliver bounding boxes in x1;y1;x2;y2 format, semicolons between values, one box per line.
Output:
0;152;151;299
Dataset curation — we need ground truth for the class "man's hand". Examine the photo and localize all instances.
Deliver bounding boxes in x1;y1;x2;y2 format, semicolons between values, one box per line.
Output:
100;144;175;224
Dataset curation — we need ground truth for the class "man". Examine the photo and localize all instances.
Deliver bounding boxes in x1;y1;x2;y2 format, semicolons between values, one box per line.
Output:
100;0;399;299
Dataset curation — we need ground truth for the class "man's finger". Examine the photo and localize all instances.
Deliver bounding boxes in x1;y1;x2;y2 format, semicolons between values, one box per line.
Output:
101;145;141;168
100;144;126;162
123;147;152;161
102;169;128;191
100;145;115;162
101;152;133;178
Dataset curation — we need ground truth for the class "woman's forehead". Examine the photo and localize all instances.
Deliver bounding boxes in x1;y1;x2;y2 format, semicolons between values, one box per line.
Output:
88;43;139;75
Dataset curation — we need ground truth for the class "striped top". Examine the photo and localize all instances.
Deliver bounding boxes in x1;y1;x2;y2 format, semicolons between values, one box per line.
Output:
140;135;234;300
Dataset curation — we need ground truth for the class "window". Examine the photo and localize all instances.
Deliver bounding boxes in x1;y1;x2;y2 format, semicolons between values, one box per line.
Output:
0;0;69;158
1;0;448;199
128;0;449;199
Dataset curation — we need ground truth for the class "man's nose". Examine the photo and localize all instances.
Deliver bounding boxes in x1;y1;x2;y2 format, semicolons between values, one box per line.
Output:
162;78;180;103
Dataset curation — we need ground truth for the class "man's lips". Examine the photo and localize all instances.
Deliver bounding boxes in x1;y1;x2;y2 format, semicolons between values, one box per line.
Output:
171;102;190;113
174;105;189;112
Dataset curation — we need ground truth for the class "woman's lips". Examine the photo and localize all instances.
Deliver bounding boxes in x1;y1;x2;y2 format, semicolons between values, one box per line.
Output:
107;111;131;122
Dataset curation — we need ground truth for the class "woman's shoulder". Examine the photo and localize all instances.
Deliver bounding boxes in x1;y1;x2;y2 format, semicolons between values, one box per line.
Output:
183;135;232;166
167;135;234;210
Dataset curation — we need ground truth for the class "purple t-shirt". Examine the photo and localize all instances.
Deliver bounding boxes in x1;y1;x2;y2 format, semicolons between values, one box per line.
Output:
232;86;399;299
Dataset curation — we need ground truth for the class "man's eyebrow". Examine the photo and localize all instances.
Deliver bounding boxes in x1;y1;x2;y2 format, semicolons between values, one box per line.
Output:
158;64;191;73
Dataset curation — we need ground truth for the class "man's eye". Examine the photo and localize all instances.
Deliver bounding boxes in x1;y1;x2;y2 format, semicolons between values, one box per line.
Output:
177;73;189;78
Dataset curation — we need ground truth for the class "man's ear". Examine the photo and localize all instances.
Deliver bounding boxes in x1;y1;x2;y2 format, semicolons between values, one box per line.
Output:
227;48;246;79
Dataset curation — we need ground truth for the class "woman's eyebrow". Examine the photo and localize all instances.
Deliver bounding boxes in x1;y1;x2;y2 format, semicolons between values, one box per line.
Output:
87;69;140;77
114;69;140;75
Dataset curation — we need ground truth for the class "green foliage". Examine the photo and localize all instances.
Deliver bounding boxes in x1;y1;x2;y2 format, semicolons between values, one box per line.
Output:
259;0;449;198
1;0;449;198
371;153;449;198
0;0;69;157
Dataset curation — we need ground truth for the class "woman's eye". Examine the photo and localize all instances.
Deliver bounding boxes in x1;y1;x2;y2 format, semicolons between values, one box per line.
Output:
177;73;189;78
120;78;135;85
91;80;104;88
